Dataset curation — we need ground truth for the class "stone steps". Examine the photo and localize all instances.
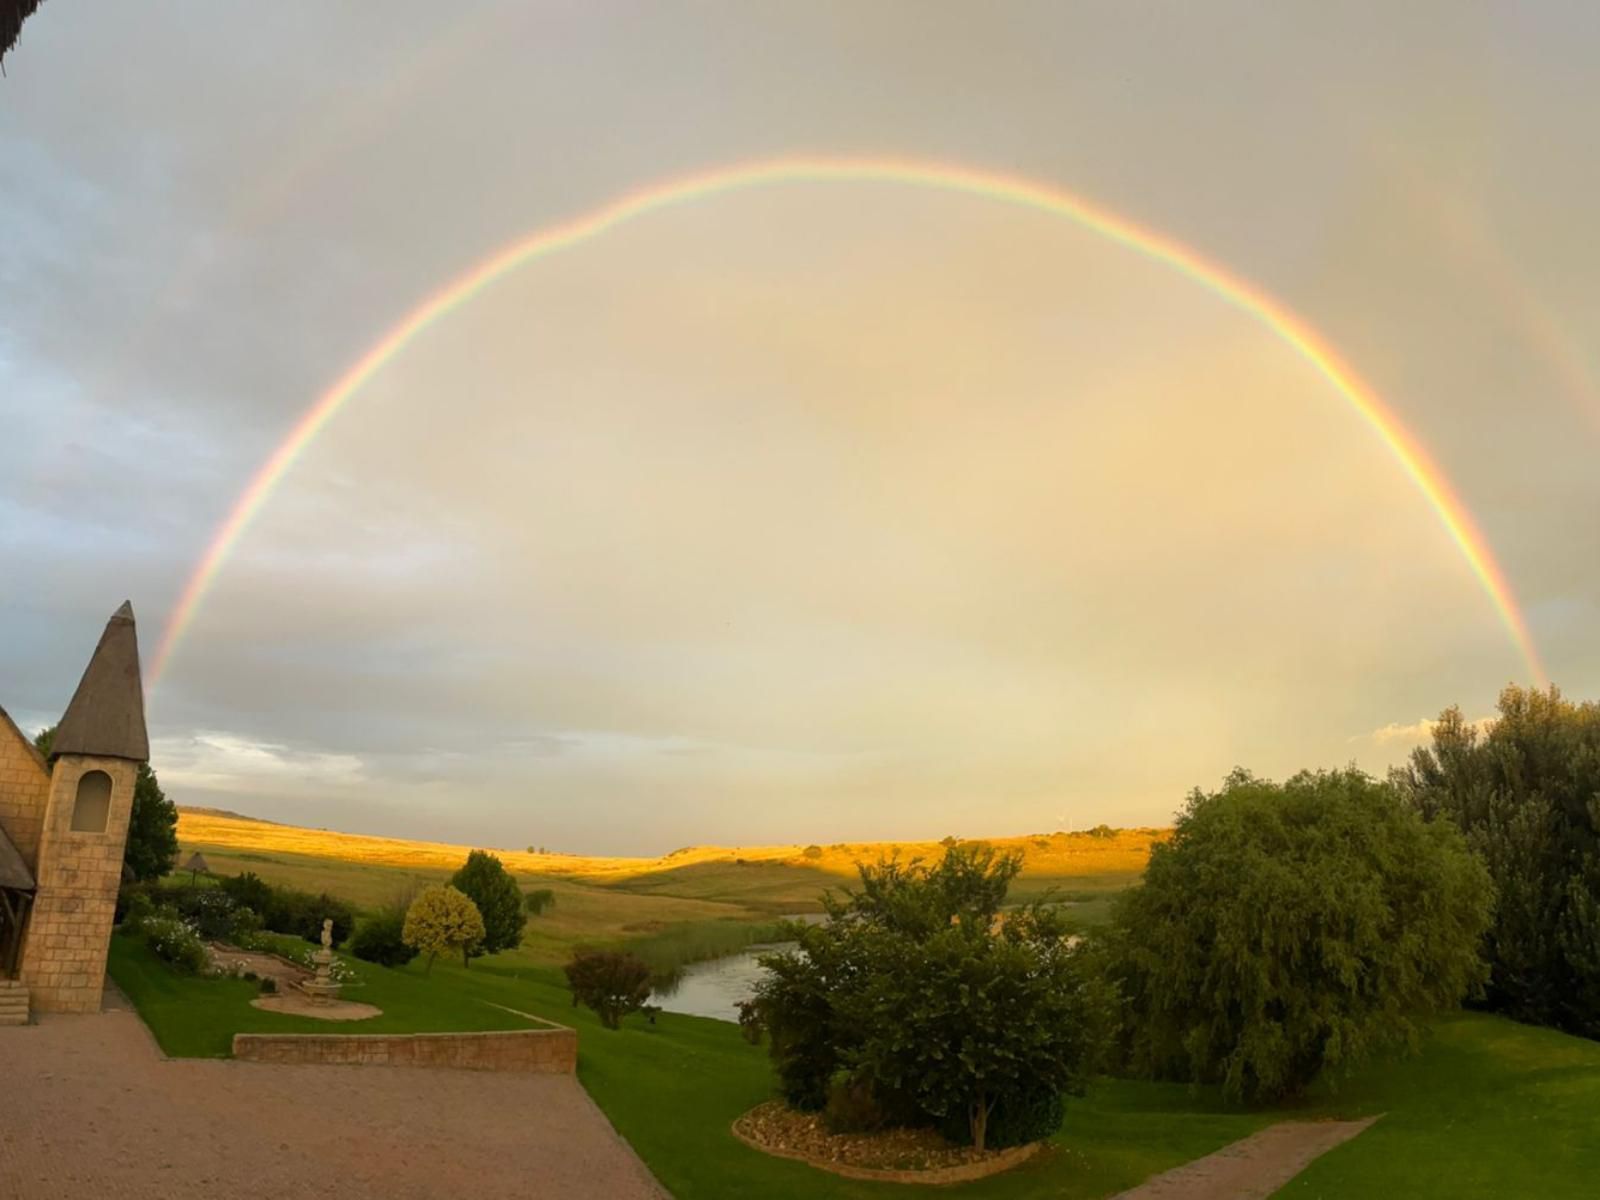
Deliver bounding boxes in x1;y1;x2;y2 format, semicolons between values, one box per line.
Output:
0;981;30;1025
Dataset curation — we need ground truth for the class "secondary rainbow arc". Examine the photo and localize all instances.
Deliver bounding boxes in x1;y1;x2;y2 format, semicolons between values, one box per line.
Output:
151;156;1547;688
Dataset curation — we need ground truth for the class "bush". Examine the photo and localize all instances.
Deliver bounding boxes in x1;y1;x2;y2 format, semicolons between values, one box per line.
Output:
119;888;156;932
141;915;209;975
564;949;653;1029
803;845;823;860
524;888;556;916
450;850;527;956
402;885;485;972
1106;767;1493;1102
1396;687;1600;1038
349;909;418;968
939;1081;1064;1150
259;977;277;995
218;872;355;946
752;845;1108;1151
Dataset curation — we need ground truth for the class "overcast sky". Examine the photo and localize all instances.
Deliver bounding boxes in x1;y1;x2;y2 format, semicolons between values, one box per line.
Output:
4;2;1599;853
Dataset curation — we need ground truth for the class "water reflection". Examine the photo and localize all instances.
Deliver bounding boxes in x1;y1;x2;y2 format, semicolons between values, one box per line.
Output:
650;941;796;1023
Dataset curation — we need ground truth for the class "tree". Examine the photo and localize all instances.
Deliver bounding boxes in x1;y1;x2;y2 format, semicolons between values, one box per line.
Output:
350;884;422;968
524;888;556;916
752;844;1109;1151
401;885;485;972
1394;686;1600;1037
564;949;653;1029
34;724;177;881
449;849;526;957
1105;767;1492;1103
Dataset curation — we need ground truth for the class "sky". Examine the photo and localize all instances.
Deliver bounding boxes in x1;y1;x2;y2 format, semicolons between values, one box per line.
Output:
3;2;1599;854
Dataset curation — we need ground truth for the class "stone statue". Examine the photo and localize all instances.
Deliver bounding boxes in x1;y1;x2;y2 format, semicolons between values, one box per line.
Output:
303;917;341;1005
321;917;333;950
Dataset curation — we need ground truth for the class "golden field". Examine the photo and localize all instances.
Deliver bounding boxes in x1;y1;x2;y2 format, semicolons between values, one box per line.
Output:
175;808;1165;961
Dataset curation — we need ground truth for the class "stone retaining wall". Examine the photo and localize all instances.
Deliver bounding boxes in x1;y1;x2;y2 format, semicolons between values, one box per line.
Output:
233;1026;577;1073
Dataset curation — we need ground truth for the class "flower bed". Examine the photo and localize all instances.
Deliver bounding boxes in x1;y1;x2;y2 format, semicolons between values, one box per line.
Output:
730;1102;1042;1184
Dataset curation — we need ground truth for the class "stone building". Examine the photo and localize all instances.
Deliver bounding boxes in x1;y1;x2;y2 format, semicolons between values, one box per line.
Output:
0;602;149;1023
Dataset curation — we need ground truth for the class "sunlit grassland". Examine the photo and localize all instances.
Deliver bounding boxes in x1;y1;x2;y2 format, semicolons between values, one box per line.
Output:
178;808;1158;918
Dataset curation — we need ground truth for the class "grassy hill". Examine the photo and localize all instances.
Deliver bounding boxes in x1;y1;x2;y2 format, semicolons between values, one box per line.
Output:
174;807;1162;965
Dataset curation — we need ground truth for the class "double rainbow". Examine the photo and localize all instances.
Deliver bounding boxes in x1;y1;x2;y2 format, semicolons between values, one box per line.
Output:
151;156;1546;687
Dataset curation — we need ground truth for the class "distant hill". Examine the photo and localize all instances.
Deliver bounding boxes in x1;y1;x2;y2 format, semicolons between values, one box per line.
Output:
174;807;1165;913
177;805;284;826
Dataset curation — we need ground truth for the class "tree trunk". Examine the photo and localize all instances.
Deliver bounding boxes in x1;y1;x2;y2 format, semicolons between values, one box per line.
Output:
971;1094;988;1154
424;951;435;976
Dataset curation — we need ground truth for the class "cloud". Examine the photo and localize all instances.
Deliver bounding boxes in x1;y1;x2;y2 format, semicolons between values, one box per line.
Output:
152;731;367;794
1362;715;1496;747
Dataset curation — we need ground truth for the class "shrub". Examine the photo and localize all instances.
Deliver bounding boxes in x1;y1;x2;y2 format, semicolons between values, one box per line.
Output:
1396;687;1600;1038
119;888;156;932
449;850;526;956
564;949;653;1029
259;977;277;995
402;885;485;972
349;909;418;968
803;845;823;860
218;872;356;945
1106;767;1492;1102
141;915;209;975
524;887;556;916
752;845;1109;1150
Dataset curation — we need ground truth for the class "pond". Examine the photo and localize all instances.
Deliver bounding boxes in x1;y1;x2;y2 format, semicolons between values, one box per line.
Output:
649;941;795;1023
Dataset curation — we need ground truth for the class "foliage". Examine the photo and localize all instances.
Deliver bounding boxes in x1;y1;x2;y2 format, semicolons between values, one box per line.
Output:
803;844;823;859
402;885;485;972
524;887;556;916
139;913;209;974
119;887;156;932
1105;767;1492;1102
33;723;179;881
751;845;1109;1151
217;871;355;945
1394;686;1600;1039
449;849;527;956
564;948;653;1029
350;908;418;967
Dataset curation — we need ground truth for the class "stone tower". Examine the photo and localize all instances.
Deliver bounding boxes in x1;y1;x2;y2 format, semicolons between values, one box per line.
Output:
20;601;150;1013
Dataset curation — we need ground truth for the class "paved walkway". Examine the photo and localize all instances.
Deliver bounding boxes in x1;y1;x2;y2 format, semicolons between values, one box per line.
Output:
1110;1116;1379;1200
0;989;666;1200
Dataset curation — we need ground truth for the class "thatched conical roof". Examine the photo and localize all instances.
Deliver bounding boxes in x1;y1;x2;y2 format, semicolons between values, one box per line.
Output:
51;602;149;764
2;2;45;68
182;851;211;875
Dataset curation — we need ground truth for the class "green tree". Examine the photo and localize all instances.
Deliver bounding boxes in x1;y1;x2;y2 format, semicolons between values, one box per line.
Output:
448;849;526;956
753;844;1109;1151
1395;686;1600;1037
401;885;485;972
34;724;177;881
524;887;556;916
564;949;653;1029
1106;767;1492;1103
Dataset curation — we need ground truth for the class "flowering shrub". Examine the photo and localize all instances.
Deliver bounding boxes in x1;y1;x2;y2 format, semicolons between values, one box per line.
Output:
140;914;209;975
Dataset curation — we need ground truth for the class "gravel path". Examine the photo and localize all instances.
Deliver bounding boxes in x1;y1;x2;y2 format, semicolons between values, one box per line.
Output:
0;987;666;1200
1110;1116;1379;1200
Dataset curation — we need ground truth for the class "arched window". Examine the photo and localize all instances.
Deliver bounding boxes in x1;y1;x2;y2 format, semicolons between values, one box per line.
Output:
70;770;112;833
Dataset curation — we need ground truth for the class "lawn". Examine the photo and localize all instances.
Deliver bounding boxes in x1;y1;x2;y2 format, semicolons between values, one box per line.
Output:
111;927;1600;1198
106;934;538;1056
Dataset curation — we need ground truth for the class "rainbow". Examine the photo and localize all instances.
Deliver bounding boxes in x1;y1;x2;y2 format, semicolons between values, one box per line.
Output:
151;155;1547;687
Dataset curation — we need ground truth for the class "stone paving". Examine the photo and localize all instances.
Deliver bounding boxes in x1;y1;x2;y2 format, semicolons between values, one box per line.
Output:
1108;1116;1380;1200
0;987;666;1200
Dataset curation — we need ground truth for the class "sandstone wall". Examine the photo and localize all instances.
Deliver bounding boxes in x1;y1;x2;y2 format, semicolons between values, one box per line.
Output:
20;755;136;1012
232;1026;578;1073
0;710;50;870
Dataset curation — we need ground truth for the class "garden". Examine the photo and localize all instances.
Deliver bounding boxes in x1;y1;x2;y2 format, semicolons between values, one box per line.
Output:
105;684;1600;1197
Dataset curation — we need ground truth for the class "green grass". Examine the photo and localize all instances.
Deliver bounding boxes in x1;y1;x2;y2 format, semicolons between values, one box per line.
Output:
106;934;539;1057
110;929;1600;1197
1278;1012;1600;1198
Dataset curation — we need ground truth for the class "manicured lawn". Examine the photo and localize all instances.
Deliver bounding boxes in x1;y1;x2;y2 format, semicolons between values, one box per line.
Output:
1280;1012;1600;1198
106;935;539;1056
111;932;1600;1198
